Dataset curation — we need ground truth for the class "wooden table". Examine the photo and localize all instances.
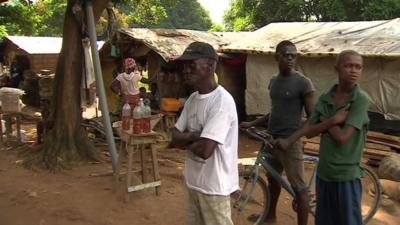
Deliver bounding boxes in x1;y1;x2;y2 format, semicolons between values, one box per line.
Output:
114;127;161;201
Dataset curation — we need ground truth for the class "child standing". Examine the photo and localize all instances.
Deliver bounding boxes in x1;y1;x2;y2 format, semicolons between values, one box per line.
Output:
302;50;369;225
110;58;142;109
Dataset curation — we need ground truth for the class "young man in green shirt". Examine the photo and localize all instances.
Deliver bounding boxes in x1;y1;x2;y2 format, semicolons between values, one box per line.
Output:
285;50;369;225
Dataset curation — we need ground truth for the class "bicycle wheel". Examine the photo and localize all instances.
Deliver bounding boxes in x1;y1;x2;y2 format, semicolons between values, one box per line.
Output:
231;171;270;225
360;164;381;225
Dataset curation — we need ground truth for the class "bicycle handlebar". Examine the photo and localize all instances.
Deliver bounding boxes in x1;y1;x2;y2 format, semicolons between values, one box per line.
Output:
240;127;274;148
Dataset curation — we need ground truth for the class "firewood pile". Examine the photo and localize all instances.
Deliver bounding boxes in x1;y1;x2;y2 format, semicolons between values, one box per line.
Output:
303;131;400;166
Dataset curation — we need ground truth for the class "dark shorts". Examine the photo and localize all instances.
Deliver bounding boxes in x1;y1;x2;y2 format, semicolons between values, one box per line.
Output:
315;177;362;225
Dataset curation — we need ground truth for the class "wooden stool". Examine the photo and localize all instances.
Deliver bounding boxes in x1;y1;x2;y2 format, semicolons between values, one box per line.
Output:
114;129;161;201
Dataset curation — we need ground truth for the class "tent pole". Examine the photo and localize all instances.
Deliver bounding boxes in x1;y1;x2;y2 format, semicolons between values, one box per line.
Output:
85;0;118;171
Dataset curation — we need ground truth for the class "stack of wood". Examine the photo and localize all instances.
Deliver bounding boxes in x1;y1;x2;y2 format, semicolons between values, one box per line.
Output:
303;131;400;164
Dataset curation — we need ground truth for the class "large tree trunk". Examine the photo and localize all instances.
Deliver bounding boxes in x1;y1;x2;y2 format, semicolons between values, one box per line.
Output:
40;0;110;170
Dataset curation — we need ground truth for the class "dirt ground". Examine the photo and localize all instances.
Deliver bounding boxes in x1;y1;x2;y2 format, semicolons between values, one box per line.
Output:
0;118;399;225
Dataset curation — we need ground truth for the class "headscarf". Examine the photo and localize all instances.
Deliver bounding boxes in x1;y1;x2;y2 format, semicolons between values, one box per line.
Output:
124;58;136;69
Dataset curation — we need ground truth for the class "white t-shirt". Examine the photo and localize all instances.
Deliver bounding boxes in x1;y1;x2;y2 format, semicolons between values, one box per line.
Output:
116;71;142;95
175;85;239;196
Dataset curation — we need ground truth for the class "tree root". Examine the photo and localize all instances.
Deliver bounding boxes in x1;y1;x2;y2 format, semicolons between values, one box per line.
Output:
22;128;102;171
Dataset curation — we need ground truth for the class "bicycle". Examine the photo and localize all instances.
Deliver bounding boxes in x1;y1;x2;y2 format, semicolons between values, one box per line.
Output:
231;127;381;225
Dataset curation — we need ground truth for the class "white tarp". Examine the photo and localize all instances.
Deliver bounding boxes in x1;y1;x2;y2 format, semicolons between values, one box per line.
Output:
224;18;400;57
245;54;400;120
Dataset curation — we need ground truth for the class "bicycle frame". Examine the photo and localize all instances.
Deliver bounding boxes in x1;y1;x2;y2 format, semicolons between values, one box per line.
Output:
251;142;320;200
236;127;381;225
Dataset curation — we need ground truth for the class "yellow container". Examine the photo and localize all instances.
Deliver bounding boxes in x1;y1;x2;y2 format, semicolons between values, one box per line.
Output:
161;98;180;112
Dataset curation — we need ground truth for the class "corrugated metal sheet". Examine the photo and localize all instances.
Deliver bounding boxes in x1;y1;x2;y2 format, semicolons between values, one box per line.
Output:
222;18;400;57
5;36;105;54
118;28;249;61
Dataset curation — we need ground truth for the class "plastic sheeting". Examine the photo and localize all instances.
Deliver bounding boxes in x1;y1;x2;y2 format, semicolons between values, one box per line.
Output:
245;54;400;120
224;18;400;57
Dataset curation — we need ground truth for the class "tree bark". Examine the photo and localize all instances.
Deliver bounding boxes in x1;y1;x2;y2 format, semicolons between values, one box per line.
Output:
39;0;110;170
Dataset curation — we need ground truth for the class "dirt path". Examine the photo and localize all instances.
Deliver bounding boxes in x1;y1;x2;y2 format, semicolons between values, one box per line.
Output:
0;123;398;225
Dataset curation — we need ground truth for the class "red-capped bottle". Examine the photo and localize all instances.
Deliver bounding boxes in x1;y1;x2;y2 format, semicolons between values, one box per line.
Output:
142;100;151;133
121;101;131;131
132;99;144;134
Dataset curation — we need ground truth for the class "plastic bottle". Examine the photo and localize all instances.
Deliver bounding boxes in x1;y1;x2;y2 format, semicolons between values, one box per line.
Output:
142;101;151;133
121;101;131;131
132;99;144;134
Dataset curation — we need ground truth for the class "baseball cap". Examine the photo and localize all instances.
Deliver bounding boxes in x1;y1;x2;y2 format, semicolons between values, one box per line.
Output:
177;42;218;61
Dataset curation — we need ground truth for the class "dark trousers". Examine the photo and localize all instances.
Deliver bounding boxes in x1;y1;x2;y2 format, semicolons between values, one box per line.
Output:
315;177;362;225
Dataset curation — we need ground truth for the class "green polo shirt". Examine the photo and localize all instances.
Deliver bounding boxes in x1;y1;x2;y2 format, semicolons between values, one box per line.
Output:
310;85;369;181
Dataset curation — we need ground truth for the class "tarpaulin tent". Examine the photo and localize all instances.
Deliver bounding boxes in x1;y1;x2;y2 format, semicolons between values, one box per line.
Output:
222;18;400;120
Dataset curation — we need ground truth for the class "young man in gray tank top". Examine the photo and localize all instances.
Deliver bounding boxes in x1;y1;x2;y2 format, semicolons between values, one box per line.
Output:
240;40;315;225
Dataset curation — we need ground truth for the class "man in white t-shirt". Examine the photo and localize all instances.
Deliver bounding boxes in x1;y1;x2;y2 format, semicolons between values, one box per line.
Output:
172;42;238;225
110;58;142;108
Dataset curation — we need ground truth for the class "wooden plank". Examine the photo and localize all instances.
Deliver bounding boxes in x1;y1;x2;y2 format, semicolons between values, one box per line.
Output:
303;148;385;161
364;149;394;158
363;152;386;161
367;131;400;143
365;142;391;151
304;149;319;156
304;142;319;151
238;157;257;166
305;137;392;151
303;142;396;161
303;137;320;144
366;139;400;150
127;181;161;192
90;169;141;177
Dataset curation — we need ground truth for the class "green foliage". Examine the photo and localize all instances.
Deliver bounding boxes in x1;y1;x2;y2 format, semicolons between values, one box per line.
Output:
122;0;168;26
1;0;212;36
36;0;67;36
0;25;8;41
97;7;129;38
224;0;400;31
0;0;41;35
144;0;212;31
310;0;400;21
209;23;226;32
232;16;256;32
1;0;212;38
223;0;249;31
351;0;400;21
0;0;66;36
